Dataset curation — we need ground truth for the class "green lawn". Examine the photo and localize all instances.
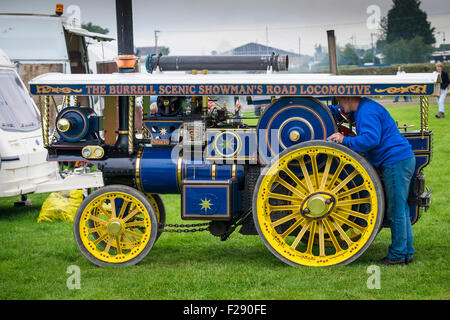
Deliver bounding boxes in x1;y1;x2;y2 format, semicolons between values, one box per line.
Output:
0;101;449;300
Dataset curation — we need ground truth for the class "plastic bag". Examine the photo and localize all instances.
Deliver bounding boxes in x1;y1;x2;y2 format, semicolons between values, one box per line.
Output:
37;190;84;222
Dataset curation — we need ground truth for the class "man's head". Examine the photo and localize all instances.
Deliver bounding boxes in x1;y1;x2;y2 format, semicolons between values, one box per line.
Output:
337;96;361;113
436;61;443;73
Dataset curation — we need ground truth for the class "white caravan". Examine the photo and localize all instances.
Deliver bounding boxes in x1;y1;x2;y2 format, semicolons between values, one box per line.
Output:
0;49;103;201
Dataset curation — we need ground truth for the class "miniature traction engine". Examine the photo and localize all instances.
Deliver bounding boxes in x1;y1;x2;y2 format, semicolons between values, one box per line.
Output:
28;0;436;267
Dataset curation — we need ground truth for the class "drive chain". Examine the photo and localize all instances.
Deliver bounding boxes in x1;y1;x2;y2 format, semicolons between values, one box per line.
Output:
159;222;210;233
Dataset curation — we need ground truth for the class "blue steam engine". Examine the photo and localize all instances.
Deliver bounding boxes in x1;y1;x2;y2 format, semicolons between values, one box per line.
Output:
29;0;438;267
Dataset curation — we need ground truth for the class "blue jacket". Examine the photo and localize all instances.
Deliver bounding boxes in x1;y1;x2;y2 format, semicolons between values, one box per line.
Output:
329;98;414;168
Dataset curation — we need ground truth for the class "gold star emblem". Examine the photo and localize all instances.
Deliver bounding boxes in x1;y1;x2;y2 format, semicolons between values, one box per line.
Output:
199;198;213;212
160;128;168;136
221;136;235;152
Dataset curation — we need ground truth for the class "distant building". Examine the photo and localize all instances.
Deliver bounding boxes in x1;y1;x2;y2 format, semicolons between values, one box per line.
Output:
220;42;305;68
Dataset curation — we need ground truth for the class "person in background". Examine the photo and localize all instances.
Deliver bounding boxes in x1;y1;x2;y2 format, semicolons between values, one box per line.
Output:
233;96;243;125
149;102;158;116
394;66;411;103
435;61;449;118
328;96;416;266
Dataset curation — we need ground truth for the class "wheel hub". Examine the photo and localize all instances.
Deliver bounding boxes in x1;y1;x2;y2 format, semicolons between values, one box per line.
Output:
289;130;301;142
107;220;123;235
307;195;328;217
301;192;335;220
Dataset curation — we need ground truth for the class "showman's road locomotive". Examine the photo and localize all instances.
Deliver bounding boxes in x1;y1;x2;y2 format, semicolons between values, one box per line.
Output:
29;1;439;267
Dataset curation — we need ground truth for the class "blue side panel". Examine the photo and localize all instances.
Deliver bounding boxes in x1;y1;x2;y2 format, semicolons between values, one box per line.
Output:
182;178;240;220
143;120;183;144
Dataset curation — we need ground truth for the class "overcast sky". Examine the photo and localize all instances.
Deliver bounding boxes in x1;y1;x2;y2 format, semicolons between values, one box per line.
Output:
2;0;450;56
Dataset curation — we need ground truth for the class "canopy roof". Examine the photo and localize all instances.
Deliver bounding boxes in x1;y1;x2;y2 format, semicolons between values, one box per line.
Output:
29;72;441;96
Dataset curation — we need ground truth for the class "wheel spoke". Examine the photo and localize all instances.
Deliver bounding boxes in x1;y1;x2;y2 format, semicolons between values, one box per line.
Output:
110;198;117;218
125;220;146;227
335;207;369;220
327;160;345;189
337;198;371;207
268;192;302;202
280;217;305;239
271;212;300;228
121;234;135;250
330;218;353;246
337;184;367;199
103;236;114;254
319;155;333;191
305;221;317;255
124;229;144;239
311;154;319;190
93;233;108;245
331;213;366;232
122;207;141;223
115;236;122;255
268;204;300;212
117;200;130;219
322;218;342;252
284;167;309;194
275;177;306;200
318;221;325;257
88;226;106;234
290;219;312;250
97;205;111;219
331;171;358;194
89;214;107;225
298;157;314;193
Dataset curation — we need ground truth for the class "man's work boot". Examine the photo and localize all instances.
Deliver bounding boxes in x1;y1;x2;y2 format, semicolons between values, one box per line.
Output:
435;112;445;118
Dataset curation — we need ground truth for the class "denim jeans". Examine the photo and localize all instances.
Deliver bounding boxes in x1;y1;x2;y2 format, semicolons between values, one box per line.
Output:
437;88;447;113
394;96;411;102
381;156;416;260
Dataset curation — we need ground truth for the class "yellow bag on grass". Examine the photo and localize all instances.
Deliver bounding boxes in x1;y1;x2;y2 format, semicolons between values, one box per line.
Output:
37;190;84;222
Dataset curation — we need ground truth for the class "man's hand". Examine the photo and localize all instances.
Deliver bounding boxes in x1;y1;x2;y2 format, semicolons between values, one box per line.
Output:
328;133;344;144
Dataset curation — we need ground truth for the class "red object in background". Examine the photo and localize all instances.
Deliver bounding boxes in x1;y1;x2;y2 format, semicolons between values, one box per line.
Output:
208;100;215;112
338;109;356;137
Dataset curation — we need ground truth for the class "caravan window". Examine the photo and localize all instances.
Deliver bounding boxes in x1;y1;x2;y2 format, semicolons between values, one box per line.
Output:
0;70;40;131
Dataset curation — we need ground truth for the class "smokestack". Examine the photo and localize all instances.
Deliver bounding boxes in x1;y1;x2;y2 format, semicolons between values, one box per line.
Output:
116;0;134;56
114;0;136;152
115;0;137;72
327;30;338;75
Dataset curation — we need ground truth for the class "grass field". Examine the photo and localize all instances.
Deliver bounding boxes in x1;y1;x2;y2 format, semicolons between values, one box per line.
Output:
0;100;449;300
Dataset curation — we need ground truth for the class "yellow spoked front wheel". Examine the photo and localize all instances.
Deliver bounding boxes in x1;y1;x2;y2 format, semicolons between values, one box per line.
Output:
74;185;158;266
253;140;384;267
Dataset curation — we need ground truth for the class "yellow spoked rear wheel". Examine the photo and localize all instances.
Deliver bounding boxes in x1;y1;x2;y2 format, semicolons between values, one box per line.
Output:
144;194;166;240
74;185;158;266
253;140;384;267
